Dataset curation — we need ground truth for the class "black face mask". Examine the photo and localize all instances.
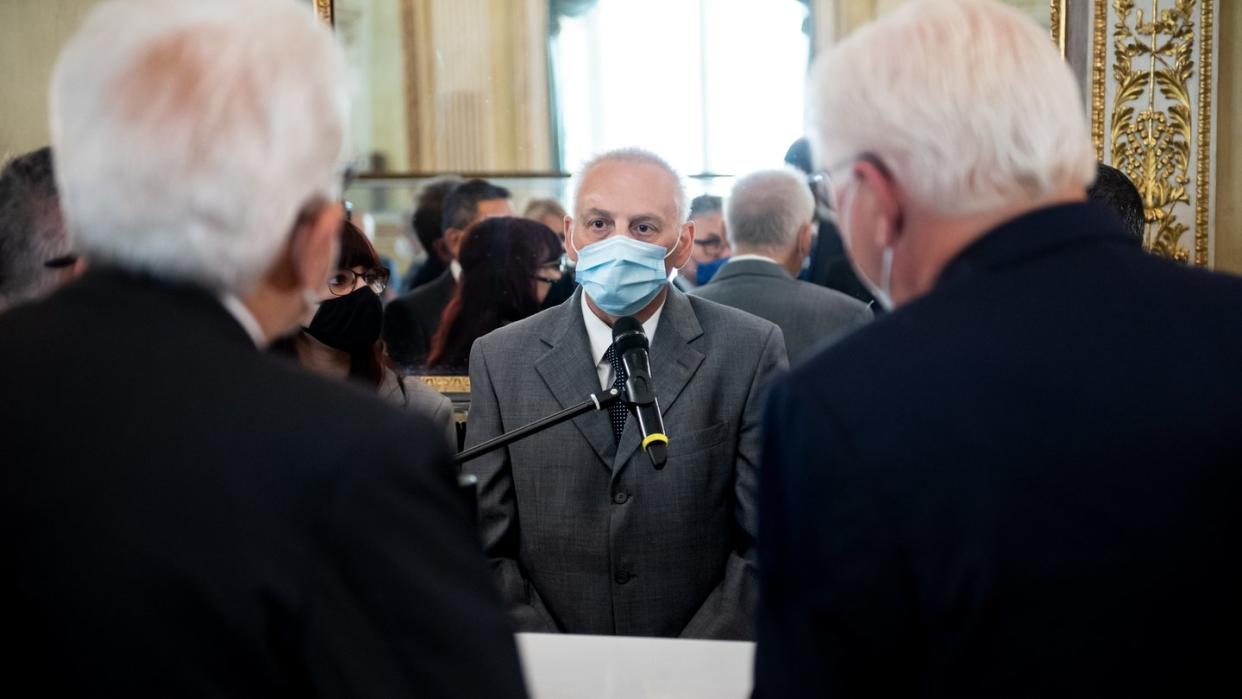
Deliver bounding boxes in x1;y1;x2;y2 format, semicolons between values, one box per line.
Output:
305;287;383;351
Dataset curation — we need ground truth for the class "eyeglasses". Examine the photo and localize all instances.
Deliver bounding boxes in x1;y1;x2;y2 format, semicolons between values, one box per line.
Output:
808;152;891;211
328;267;389;296
693;236;726;251
533;261;564;285
44;254;78;269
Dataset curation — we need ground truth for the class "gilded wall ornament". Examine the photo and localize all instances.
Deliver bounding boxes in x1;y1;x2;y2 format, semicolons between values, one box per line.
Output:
1096;0;1215;265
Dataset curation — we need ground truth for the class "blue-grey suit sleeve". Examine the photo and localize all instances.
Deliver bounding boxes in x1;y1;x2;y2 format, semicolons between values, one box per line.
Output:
680;323;789;639
463;338;561;633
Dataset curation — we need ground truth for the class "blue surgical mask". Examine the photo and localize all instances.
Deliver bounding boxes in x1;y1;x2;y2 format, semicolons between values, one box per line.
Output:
572;235;678;317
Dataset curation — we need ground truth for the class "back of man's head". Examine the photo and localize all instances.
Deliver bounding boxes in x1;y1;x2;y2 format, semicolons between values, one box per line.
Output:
0;147;71;310
808;0;1095;216
689;195;723;221
726;168;815;257
441;179;511;236
413;176;464;252
1087;163;1146;244
50;0;348;295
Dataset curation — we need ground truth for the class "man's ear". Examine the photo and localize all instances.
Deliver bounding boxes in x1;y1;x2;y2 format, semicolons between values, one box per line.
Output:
854;159;903;248
673;219;695;269
444;227;466;260
564;216;578;263
796;221;814;259
431;238;450;264
290;201;343;292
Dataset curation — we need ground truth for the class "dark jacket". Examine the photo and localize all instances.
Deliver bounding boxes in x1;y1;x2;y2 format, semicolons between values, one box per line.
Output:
692;257;872;364
383;269;456;372
2;270;526;698
755;203;1242;697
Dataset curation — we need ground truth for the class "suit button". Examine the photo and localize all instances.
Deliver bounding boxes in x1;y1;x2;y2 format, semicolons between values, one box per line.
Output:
612;491;629;504
614;571;632;585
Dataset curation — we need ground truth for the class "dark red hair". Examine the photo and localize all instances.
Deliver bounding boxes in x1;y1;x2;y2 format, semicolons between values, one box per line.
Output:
427;217;561;371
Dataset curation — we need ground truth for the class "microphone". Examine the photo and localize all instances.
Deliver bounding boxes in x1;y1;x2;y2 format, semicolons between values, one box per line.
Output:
611;316;668;469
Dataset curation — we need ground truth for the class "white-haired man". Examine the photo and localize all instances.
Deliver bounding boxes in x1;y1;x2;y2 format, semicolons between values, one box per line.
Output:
692;168;872;363
464;148;787;639
0;147;83;311
755;1;1242;696
0;1;525;696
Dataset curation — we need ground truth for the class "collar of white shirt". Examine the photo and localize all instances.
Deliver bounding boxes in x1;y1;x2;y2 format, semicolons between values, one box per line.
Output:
727;253;782;266
217;293;266;348
450;259;462;281
580;291;665;390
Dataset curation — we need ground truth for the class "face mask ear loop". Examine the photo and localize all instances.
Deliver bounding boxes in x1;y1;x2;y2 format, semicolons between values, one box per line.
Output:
664;227;686;261
879;246;894;300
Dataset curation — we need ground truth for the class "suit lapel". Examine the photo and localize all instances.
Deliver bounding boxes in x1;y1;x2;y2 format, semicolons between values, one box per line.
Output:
614;288;705;470
534;290;617;470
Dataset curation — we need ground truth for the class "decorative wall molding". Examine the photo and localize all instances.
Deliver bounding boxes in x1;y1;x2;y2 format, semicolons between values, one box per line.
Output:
1090;0;1218;265
313;0;333;25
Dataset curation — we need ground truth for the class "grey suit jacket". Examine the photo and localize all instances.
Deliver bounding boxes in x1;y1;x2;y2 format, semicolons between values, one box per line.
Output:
692;258;872;365
464;286;787;640
380;371;457;450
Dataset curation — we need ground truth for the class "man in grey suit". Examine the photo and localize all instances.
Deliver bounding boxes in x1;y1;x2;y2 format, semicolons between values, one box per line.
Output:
464;148;787;640
693;168;872;364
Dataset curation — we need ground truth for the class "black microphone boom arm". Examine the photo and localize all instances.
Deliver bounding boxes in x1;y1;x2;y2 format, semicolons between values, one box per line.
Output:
454;388;622;465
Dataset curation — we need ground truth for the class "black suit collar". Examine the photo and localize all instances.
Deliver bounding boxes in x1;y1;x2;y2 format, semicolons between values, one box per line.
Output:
70;268;257;350
937;202;1136;288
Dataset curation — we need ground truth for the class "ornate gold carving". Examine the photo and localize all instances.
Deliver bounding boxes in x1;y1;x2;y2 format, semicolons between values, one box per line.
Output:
1091;0;1109;160
313;0;333;25
1109;0;1197;261
1051;0;1066;54
418;375;472;396
1193;0;1212;266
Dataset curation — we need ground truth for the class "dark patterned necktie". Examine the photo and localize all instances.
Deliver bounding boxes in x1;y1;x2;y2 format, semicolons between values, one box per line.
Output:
604;345;628;443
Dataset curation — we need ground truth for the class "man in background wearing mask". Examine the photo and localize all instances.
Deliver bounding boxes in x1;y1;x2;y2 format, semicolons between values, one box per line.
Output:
1;1;525;695
464;148;787;640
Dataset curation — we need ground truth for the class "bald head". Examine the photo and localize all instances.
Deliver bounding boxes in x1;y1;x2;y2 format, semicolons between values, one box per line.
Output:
575;148;686;224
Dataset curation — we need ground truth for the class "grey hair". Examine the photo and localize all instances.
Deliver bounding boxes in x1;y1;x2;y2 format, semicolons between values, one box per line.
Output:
725;167;815;254
688;194;723;220
0;147;70;310
576;148;687;222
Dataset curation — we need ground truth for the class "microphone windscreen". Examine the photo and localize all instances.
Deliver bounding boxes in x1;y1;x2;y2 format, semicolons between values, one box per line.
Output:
611;315;648;353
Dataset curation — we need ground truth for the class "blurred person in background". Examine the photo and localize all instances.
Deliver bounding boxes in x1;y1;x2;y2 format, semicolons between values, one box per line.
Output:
784;137;876;305
402;176;463;292
1087;162;1146;245
692;167;871;364
676;194;731;289
0;146;84;312
1;1;526;695
523;196;576;308
385;178;512;371
426;216;562;373
274;219;455;447
523;197;567;244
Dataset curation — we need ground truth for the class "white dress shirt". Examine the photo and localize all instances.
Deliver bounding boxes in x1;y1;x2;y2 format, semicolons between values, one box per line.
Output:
581;296;664;390
450;259;462;281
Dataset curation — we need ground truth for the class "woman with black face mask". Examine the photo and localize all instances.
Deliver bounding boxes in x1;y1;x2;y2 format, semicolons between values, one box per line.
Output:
272;220;456;448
